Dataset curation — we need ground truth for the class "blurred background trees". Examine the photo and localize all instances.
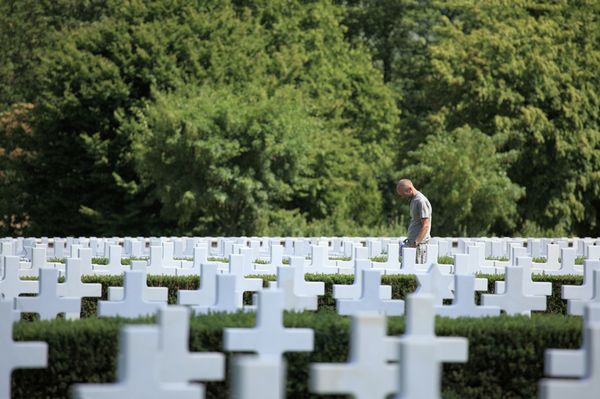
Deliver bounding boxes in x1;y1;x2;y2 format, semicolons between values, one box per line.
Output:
1;0;598;237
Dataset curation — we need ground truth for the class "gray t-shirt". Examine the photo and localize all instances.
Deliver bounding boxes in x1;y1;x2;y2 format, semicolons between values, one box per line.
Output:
407;191;432;242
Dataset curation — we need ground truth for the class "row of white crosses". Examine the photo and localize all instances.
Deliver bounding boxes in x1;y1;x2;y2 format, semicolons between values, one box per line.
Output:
8;230;599;321
0;248;320;321
0;249;561;321
331;246;554;318
2;233;598;321
0;255;102;320
71;289;469;399
2;291;600;398
5;235;600;279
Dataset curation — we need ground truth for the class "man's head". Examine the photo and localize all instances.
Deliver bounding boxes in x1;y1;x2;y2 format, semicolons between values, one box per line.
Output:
396;179;416;198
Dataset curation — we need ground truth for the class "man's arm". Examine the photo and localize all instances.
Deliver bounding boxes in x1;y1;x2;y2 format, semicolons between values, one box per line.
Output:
415;218;430;245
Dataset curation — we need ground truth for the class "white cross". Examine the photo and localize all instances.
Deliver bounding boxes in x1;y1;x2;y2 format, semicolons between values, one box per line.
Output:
57;258;101;299
98;270;166;318
544;304;600;379
270;266;318;311
72;326;201;399
157;307;225;384
228;254;263;294
15;268;80;320
333;259;391;300
147;245;177;276
337;269;404;316
436;273;500;318
395;294;468;399
481;266;547;316
310;313;398;398
386;247;419;275
0;300;47;399
194;274;247;314
108;261;168;302
177;263;219;307
568;268;600;316
0;256;38;301
308;245;337;273
540;303;600;398
224;289;313;359
78;247;94;275
92;245;127;275
543;247;581;275
563;260;600;302
415;263;454;306
288;256;324;297
495;257;552;296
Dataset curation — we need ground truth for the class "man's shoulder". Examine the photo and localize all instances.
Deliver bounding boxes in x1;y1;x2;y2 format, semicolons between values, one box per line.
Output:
414;191;432;207
414;191;429;201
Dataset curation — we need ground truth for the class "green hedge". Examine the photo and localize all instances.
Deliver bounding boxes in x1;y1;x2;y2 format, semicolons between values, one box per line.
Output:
12;311;583;399
70;273;582;318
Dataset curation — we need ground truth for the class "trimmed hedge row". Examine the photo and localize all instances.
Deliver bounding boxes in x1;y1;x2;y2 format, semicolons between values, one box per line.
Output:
12;311;583;399
71;273;583;318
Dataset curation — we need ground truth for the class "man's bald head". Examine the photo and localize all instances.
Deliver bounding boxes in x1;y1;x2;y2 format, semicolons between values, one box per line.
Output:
396;179;416;198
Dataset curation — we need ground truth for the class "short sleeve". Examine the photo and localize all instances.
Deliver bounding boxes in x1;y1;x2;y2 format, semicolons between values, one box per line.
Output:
419;199;431;219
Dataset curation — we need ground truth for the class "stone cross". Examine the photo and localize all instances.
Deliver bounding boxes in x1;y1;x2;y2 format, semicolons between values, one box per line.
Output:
194;274;247;314
228;254;263;302
57;257;102;300
224;289;313;359
568;268;600;316
337;269;405;316
308;245;338;274
436;272;500;318
0;300;47;399
495;257;552;296
395;294;469;399
226;289;314;399
563;260;600;312
481;265;547;316
543;247;580;275
386;247;419;275
310;313;398;398
279;256;324;297
108;261;168;303
415;263;454;306
15;268;80;320
92;244;127;275
98;270;167;318
0;256;38;301
72;326;202;399
269;265;319;312
157;307;225;384
147;245;177;276
177;263;219;308
333;259;391;300
539;303;600;398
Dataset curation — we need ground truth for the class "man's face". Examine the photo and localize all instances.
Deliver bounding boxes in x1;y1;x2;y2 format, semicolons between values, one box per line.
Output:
396;183;412;198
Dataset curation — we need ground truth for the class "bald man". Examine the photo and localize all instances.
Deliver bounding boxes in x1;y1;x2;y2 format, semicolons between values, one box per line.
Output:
396;179;432;263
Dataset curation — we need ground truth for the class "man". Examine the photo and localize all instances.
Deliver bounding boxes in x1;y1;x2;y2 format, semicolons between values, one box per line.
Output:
396;179;432;264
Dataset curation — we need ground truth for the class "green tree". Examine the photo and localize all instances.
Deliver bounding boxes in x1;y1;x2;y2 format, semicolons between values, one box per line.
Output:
126;85;384;235
4;0;398;236
0;103;33;235
401;126;524;236
346;0;600;236
424;0;600;235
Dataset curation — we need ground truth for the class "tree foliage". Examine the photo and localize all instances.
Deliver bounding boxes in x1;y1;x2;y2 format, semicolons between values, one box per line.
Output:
1;0;599;237
401;126;524;236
